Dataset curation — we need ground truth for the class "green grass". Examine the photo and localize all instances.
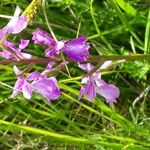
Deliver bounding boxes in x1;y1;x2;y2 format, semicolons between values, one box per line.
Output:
0;0;150;149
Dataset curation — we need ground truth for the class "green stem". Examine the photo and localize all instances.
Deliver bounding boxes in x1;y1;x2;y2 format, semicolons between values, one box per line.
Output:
90;0;113;50
89;54;150;62
42;0;71;77
42;0;58;42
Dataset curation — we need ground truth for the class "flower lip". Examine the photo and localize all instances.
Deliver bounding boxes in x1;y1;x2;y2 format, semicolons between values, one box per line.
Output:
32;77;61;101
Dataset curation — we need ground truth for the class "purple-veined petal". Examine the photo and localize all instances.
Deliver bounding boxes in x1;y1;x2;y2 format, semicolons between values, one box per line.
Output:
26;71;41;81
97;83;120;103
45;41;65;57
2;6;21;34
22;82;32;99
63;37;90;62
11;78;25;98
32;77;60;101
48;77;57;84
19;40;29;49
4;40;32;59
32;28;55;46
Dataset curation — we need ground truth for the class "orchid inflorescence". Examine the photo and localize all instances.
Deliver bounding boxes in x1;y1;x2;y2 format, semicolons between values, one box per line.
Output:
0;6;120;103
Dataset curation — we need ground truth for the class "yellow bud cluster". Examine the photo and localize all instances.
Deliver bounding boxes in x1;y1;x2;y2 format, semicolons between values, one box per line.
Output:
22;0;42;23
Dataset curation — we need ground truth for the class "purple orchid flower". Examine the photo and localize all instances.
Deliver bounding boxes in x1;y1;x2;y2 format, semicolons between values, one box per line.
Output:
32;28;64;57
0;6;28;40
0;40;32;59
78;62;120;103
11;64;60;101
63;37;90;62
32;28;90;62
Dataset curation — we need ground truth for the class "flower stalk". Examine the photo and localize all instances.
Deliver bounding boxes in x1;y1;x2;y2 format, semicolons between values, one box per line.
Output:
0;54;150;65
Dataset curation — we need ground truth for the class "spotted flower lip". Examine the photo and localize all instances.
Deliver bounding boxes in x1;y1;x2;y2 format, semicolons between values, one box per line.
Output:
0;6;28;40
32;28;90;62
78;63;120;103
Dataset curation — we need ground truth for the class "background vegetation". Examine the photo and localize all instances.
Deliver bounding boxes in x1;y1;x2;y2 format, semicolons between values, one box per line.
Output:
0;0;150;149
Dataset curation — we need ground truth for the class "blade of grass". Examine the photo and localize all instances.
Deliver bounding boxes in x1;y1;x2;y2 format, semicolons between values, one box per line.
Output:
108;0;143;46
144;10;150;54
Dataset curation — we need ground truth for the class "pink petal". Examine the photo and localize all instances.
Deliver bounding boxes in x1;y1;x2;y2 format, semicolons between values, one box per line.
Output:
26;71;41;81
11;78;25;98
22;82;32;99
0;51;12;59
0;7;27;37
19;40;29;49
79;80;96;102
